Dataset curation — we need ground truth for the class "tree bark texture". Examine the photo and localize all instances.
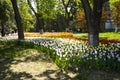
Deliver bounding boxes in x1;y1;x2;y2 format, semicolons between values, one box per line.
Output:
1;21;5;37
11;0;24;40
81;0;104;46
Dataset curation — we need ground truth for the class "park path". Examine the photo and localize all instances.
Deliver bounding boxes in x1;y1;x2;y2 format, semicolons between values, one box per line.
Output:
0;50;77;80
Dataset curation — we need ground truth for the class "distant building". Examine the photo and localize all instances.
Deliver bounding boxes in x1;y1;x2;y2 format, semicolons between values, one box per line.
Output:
105;20;115;31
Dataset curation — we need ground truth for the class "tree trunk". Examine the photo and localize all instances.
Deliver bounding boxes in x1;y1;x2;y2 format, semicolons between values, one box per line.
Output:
61;0;71;31
36;14;44;33
1;21;5;37
88;31;99;46
36;15;41;32
11;0;24;40
81;0;103;47
27;0;44;33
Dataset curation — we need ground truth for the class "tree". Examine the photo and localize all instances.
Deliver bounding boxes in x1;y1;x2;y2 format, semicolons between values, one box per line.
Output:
27;0;41;32
60;0;78;30
37;0;57;32
0;1;9;37
81;0;108;46
113;1;120;32
75;11;87;32
0;0;17;37
11;0;24;40
19;0;34;32
61;0;71;30
27;0;57;33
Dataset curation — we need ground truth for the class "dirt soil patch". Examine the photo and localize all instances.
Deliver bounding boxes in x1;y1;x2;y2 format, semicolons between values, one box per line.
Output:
0;50;77;80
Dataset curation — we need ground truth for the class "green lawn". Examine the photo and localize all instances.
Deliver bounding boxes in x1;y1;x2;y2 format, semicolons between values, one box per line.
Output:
73;32;120;40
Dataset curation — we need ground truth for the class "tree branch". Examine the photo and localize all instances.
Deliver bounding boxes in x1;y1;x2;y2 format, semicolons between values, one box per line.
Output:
61;0;71;13
27;0;37;15
81;0;93;21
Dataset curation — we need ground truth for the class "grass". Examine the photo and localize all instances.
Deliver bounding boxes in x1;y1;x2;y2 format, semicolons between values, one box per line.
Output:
0;40;120;80
73;32;120;40
0;41;35;59
99;32;120;40
73;33;88;39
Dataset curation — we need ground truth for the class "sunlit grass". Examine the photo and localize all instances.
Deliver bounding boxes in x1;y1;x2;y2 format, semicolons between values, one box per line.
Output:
73;33;88;39
99;32;120;40
0;41;36;59
73;32;120;40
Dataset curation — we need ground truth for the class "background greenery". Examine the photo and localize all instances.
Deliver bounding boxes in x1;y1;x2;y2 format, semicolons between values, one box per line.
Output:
0;0;120;33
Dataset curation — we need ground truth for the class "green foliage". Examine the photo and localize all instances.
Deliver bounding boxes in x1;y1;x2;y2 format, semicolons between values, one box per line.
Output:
35;0;57;19
112;0;120;31
110;0;120;8
19;0;34;31
0;0;16;34
56;13;67;31
0;1;9;22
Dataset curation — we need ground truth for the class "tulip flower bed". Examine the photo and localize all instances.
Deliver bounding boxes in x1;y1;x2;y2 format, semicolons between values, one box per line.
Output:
1;32;120;72
24;32;73;38
24;32;120;44
26;37;120;72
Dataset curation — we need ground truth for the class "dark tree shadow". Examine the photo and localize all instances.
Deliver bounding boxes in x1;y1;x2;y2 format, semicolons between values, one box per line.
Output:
0;59;35;80
0;41;52;80
36;70;77;80
68;68;120;80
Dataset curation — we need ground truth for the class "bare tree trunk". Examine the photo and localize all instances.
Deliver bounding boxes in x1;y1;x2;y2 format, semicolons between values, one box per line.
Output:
81;0;104;46
1;21;5;37
61;0;71;31
36;14;44;33
11;0;24;40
